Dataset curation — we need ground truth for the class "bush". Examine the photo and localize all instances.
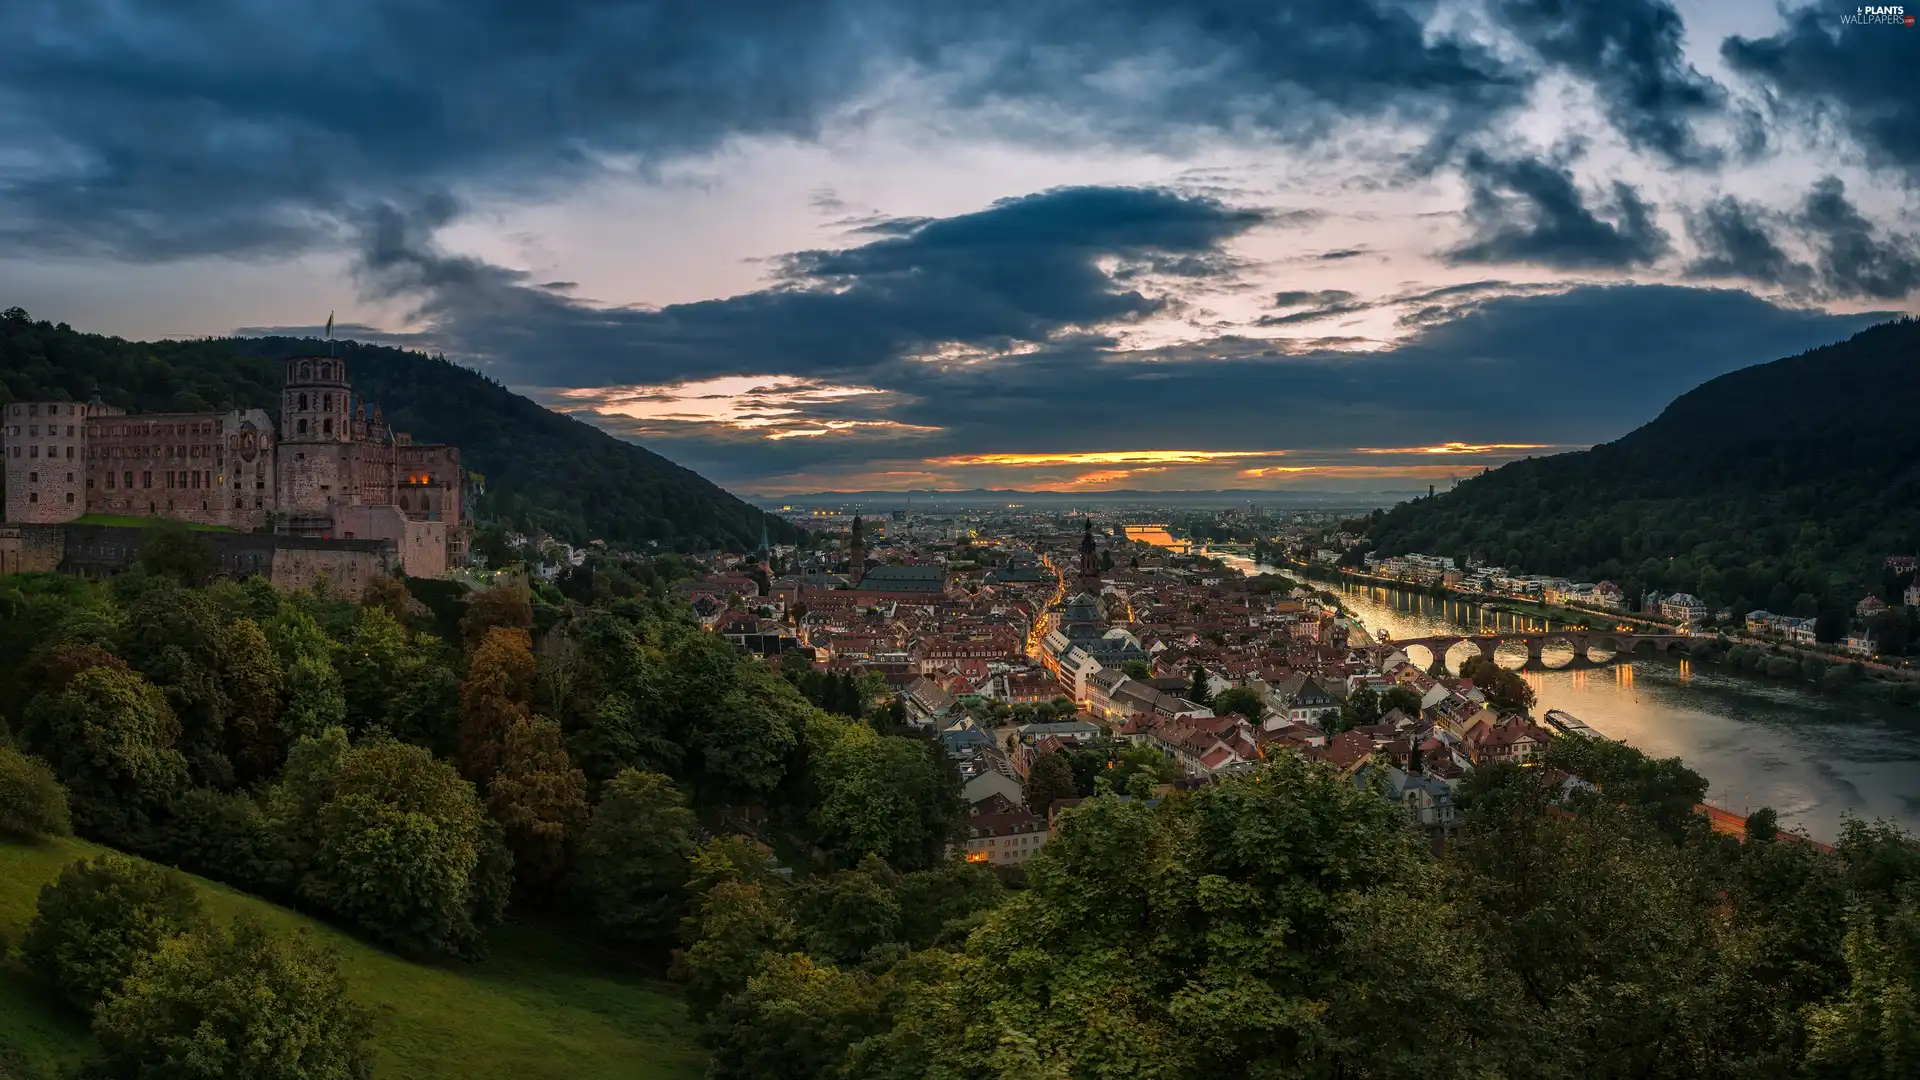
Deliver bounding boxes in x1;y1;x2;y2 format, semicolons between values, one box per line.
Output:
276;734;503;958
157;788;282;895
89;916;373;1080
1801;658;1826;682
22;854;203;1010
1821;666;1855;692
1764;656;1799;678
0;745;71;839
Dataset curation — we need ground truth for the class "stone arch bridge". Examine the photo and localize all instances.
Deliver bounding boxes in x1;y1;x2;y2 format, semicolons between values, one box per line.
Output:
1387;631;1702;670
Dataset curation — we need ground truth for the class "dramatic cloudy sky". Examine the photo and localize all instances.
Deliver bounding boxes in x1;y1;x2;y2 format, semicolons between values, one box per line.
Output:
5;1;1919;495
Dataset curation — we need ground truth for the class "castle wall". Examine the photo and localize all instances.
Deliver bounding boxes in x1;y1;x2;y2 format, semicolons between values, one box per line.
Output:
0;524;67;574
3;401;96;524
332;504;446;579
270;539;396;597
84;408;276;530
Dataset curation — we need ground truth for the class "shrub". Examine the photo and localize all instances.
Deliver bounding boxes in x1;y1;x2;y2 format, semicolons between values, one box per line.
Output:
157;788;282;895
1764;656;1799;678
89;916;373;1080
0;745;71;839
22;854;203;1010
1821;666;1855;692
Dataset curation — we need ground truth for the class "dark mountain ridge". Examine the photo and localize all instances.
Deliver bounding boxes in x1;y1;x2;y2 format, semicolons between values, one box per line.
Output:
1365;317;1920;622
0;308;799;551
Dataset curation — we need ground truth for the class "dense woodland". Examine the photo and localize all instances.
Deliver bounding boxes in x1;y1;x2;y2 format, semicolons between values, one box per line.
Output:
0;542;958;1075
1366;318;1920;628
0;542;1915;1077
0;308;800;551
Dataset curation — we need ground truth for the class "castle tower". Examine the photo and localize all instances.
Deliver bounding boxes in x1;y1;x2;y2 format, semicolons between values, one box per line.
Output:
282;357;351;444
848;515;866;586
1079;517;1099;588
279;356;353;529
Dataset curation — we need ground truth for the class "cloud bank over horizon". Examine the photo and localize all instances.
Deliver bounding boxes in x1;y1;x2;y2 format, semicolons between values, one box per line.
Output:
4;0;1917;494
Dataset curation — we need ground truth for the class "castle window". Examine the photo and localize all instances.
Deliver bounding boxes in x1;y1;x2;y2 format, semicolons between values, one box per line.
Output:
66;493;74;504
27;472;35;483
324;419;333;435
26;493;34;504
106;474;115;490
324;394;333;411
298;419;308;435
321;362;333;380
143;472;151;488
300;362;312;380
298;393;308;411
28;446;37;458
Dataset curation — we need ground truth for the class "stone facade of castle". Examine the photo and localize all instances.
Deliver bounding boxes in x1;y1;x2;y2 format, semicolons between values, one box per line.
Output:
1;355;467;580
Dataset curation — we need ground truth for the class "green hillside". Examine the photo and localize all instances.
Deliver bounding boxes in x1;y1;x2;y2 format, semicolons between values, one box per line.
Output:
1365;318;1920;630
0;307;800;552
0;835;703;1080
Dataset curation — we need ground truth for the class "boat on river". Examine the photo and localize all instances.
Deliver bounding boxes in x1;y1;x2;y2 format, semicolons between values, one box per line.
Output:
1543;709;1614;741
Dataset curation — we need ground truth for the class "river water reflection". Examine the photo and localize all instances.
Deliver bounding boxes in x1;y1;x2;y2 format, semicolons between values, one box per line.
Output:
1221;559;1920;841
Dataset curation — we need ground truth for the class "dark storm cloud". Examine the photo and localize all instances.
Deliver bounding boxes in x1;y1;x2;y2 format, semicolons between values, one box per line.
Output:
1493;0;1724;164
1723;11;1920;179
357;185;1271;385
1257;290;1371;326
0;0;1536;260
1448;151;1671;269
1682;196;1814;289
1797;177;1920;301
563;284;1886;488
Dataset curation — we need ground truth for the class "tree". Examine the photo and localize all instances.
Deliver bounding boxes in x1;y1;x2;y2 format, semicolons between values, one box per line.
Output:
22;854;203;1010
25;665;189;829
1211;686;1266;722
1121;659;1152;680
1380;685;1424;718
89;916;374;1080
460;582;533;650
674;870;795;1020
359;574;411;623
217;617;286;782
458;626;536;785
283;734;503;958
485;714;589;895
1339;686;1382;729
805;713;959;871
1458;655;1536;715
688;663;805;800
265;607;347;742
1022;750;1077;818
136;520;217;587
1801;900;1920;1080
867;753;1428;1077
0;744;70;839
574;770;699;945
1187;665;1212;706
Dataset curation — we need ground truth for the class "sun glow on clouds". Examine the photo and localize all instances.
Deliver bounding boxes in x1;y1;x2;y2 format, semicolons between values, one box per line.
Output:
1355;442;1558;455
927;449;1292;467
543;376;940;441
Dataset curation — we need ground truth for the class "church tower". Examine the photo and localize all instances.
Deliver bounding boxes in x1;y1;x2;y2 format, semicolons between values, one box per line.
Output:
1078;517;1100;589
848;515;866;586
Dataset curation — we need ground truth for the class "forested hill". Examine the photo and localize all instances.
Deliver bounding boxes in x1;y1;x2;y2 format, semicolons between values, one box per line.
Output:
1365;317;1920;619
0;308;801;550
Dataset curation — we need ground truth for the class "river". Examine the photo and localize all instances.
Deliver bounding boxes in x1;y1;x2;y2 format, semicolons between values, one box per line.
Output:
1219;558;1920;841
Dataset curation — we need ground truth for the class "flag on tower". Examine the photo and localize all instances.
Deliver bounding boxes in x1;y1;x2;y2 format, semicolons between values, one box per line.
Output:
325;311;334;340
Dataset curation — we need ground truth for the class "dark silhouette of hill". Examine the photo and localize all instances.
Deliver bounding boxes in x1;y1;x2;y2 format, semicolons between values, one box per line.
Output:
0;308;799;550
1365;318;1920;625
